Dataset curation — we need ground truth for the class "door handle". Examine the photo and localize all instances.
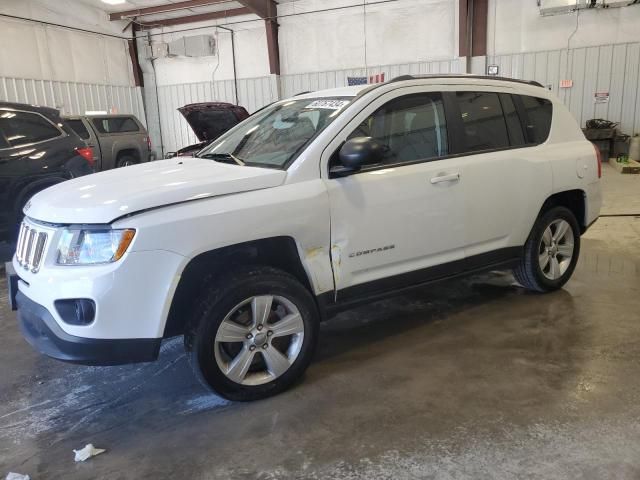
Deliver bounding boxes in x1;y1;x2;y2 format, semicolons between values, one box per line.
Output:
430;173;460;184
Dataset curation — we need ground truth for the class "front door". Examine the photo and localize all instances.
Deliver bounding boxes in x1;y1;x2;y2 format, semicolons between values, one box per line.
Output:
322;88;467;300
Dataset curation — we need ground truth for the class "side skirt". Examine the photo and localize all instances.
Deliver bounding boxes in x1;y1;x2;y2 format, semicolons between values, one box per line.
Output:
317;247;522;318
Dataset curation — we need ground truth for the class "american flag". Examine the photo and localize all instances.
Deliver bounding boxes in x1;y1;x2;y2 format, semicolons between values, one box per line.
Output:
347;73;385;86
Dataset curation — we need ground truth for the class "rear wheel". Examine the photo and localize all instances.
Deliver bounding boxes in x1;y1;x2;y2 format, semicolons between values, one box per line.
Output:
186;266;319;401
513;206;580;292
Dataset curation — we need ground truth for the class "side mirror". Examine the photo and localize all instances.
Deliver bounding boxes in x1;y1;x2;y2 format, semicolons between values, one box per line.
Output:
338;137;384;171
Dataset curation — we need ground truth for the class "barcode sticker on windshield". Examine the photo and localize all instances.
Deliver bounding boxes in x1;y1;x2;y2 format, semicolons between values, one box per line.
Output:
306;100;350;110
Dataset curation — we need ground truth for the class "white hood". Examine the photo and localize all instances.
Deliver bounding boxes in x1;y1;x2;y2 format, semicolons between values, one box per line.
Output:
25;158;287;224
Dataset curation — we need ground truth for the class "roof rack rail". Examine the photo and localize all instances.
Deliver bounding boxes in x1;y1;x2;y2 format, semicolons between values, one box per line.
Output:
389;74;545;88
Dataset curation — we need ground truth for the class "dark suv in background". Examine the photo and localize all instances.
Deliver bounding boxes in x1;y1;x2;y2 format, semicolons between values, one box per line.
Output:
0;102;94;242
64;114;151;170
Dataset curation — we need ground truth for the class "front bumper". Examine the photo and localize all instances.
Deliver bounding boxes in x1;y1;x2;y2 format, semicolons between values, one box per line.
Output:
14;289;161;366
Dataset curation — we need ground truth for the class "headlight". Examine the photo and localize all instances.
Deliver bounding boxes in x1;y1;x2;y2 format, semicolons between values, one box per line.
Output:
57;228;136;265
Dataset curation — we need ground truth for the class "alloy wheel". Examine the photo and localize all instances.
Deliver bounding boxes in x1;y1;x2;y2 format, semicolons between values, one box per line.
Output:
538;219;575;280
213;295;305;386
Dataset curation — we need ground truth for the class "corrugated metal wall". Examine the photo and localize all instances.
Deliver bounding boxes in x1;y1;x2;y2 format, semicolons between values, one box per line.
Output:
157;76;279;154
280;59;464;98
488;42;640;135
0;76;145;125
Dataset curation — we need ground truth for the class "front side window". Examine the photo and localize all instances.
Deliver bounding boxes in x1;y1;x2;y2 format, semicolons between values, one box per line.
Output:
346;92;448;166
457;91;510;152
199;97;352;169
0;110;61;148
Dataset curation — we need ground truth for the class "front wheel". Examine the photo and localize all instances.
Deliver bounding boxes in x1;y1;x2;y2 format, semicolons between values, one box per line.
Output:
513;206;581;292
186;266;319;401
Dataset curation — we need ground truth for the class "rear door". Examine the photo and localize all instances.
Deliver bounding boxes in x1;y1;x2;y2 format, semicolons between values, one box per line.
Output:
448;89;553;259
322;87;468;300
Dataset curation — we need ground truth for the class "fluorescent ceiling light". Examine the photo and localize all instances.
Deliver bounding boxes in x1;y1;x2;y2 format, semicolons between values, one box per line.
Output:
101;0;127;5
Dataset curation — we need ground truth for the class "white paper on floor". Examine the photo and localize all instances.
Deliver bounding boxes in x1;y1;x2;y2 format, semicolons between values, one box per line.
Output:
6;473;30;480
73;444;106;462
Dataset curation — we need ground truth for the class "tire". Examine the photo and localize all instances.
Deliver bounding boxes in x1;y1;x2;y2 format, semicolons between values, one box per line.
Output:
185;266;319;401
513;206;581;292
116;155;136;168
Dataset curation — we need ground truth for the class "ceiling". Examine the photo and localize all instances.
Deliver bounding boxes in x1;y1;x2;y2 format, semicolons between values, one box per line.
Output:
78;0;298;23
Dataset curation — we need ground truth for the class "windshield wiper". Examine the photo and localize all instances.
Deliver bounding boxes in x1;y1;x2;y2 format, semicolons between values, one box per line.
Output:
199;152;245;166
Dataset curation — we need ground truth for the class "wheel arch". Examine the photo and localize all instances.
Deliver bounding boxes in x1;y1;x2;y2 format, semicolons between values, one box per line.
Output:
538;189;587;233
163;236;315;338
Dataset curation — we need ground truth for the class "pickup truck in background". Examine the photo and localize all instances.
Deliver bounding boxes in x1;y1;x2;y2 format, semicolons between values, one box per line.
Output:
64;114;151;170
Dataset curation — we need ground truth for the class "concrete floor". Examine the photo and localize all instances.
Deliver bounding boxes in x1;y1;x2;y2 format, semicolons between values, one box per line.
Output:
1;166;639;479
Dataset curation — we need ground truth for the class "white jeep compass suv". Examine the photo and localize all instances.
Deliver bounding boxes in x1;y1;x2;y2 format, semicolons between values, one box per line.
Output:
7;75;602;401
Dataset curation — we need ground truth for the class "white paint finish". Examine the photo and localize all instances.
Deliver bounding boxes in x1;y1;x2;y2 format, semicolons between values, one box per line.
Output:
27;158;287;224
18;78;601;341
488;0;640;55
278;0;458;75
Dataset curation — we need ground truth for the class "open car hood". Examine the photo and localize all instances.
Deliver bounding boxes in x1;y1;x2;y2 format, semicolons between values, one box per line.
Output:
178;102;248;142
26;158;286;224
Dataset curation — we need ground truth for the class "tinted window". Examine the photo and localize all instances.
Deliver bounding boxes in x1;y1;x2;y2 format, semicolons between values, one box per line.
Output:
66;119;91;140
499;94;526;146
520;95;552;144
347;92;448;165
456;91;509;152
91;116;139;134
0;110;61;148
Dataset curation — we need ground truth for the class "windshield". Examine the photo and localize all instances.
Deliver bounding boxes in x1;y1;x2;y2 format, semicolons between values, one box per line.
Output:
198;97;352;169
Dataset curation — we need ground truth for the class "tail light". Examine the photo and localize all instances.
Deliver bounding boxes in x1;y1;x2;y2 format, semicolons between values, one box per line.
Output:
145;136;151;151
592;142;602;178
75;146;95;167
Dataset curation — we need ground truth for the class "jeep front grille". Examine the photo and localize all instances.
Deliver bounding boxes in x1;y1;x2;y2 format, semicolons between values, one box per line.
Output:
16;222;48;273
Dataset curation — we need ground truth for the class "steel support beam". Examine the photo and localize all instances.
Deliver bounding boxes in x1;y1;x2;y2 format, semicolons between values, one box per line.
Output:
236;0;280;75
110;0;232;21
134;7;251;28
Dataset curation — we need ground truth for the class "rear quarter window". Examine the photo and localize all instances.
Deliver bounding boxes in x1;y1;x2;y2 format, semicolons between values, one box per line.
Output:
0;110;62;148
91;116;140;134
520;95;553;144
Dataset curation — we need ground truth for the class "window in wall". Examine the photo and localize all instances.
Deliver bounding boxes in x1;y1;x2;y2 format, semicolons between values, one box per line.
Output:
91;116;139;134
346;92;448;166
0;111;61;148
66;119;91;140
520;95;553;144
456;91;510;152
499;93;526;147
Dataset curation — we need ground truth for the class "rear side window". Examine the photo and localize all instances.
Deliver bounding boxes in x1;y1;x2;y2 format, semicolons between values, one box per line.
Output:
520;95;552;144
66;119;91;140
456;91;509;152
347;92;448;165
0;110;61;148
91;116;139;134
499;94;526;147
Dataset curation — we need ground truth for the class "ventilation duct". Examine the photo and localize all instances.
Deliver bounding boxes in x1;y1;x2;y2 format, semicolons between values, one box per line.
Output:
538;0;640;16
167;35;217;57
